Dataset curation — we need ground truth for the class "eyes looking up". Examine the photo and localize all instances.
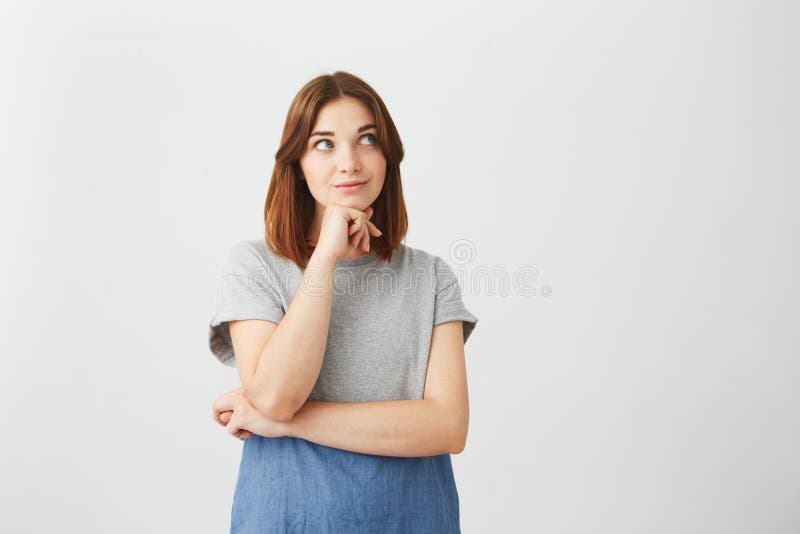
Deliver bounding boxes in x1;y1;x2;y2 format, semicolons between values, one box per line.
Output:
311;133;378;152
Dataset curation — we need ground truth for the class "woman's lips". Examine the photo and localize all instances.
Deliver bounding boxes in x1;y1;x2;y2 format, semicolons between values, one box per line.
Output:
335;181;367;192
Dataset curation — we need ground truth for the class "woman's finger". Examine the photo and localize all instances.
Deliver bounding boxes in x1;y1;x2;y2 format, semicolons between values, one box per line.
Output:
347;208;367;237
349;219;362;237
356;211;370;247
212;397;234;425
347;208;377;250
219;410;232;425
226;413;241;436
366;220;382;237
357;224;366;252
213;407;229;426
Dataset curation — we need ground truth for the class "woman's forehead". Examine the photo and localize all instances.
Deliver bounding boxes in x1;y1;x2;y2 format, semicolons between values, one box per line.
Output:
313;97;375;131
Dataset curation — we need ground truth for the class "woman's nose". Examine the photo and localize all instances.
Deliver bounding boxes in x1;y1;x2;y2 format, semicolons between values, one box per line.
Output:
337;145;361;174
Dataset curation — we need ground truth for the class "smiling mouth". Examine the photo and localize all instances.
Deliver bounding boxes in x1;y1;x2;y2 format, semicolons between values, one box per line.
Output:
334;180;368;193
335;180;367;187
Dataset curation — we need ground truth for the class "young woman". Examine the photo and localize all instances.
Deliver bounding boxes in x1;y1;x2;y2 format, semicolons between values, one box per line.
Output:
208;71;478;533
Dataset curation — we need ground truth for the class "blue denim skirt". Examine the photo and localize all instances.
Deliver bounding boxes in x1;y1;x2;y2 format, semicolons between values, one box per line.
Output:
230;435;461;533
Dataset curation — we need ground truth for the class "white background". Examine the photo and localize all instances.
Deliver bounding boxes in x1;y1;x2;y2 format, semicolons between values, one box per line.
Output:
2;1;798;532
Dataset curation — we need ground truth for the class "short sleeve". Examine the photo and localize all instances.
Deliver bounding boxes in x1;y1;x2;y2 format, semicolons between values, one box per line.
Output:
433;256;478;345
208;240;285;367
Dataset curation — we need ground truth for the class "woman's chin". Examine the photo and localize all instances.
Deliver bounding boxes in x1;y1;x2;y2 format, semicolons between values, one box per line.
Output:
336;198;370;211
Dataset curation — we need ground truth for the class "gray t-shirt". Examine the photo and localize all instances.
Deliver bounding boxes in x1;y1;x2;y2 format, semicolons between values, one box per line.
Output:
208;239;478;402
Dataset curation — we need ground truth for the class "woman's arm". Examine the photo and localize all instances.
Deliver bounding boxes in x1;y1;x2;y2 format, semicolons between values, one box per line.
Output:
232;206;379;422
284;320;470;457
215;396;460;456
285;398;461;457
284;320;469;456
231;247;338;422
215;321;470;457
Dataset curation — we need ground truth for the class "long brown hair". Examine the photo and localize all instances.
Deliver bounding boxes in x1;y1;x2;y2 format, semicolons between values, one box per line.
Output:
264;71;408;270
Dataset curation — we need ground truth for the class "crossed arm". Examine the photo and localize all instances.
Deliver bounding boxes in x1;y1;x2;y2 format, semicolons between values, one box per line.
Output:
213;320;470;457
283;397;464;457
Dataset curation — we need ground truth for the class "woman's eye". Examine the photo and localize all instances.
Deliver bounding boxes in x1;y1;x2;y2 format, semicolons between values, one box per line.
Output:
312;134;377;151
313;139;334;151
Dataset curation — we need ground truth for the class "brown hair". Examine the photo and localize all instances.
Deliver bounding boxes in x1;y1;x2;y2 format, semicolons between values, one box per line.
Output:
263;71;408;270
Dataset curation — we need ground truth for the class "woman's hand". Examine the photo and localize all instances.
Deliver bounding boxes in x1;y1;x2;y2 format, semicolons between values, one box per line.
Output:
315;203;383;261
211;387;289;440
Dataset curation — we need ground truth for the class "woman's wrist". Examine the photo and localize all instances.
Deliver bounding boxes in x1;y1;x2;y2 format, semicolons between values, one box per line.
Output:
309;246;339;267
279;417;300;438
280;403;312;439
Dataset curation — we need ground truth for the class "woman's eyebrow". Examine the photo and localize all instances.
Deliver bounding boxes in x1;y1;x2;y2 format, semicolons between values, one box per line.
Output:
309;123;376;138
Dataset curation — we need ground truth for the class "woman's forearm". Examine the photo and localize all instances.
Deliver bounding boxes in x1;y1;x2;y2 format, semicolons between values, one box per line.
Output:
248;249;338;421
282;399;466;457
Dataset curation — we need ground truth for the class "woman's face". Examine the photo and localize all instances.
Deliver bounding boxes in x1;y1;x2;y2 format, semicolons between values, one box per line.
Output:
299;96;386;215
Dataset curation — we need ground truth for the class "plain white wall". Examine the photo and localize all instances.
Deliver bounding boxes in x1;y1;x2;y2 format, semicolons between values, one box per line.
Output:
2;1;798;532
